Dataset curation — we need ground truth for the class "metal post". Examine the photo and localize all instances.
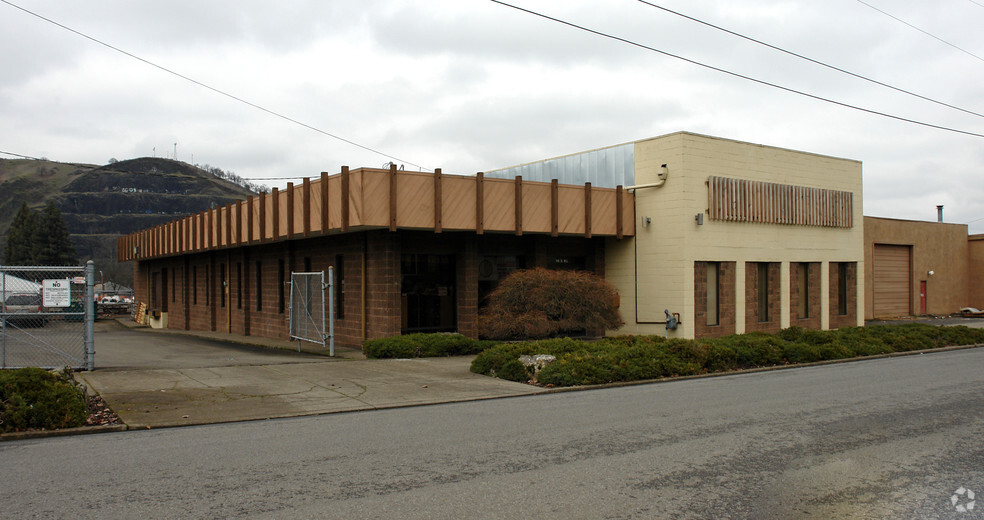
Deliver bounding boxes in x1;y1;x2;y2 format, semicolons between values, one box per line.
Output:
1;265;6;369
85;260;95;370
326;267;334;357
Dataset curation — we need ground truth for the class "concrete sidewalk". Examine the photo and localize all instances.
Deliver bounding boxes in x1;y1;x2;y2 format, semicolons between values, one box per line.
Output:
79;321;543;429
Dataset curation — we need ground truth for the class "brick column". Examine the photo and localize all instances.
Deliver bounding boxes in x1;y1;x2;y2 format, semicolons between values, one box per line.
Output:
365;231;401;340
457;235;479;339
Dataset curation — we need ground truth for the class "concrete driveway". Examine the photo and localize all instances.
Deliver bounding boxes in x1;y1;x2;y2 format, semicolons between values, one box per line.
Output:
78;321;542;429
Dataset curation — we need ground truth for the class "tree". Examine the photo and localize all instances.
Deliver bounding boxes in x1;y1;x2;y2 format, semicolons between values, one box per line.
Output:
2;202;76;266
3;202;38;265
478;268;624;340
35;202;76;265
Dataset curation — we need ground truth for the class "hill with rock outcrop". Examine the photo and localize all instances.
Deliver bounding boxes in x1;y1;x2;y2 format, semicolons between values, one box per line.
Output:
0;157;260;287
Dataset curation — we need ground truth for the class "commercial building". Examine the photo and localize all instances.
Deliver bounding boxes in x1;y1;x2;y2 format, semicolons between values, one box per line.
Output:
122;132;981;348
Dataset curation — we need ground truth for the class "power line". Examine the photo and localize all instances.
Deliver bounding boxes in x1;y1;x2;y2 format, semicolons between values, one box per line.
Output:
489;0;984;139
857;0;984;63
636;0;984;120
0;0;430;171
969;0;984;8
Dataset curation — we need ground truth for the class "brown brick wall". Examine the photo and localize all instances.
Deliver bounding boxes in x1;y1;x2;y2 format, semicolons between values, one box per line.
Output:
829;262;858;329
131;230;604;348
745;262;781;334
790;262;822;329
694;261;736;338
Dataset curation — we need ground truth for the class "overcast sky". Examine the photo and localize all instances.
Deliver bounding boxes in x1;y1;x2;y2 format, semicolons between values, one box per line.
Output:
2;0;983;231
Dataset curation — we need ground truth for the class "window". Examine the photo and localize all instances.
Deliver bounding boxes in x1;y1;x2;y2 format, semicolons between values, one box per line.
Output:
706;262;720;326
838;262;849;316
255;261;262;311
219;263;226;308
334;254;344;319
757;263;770;322
304;257;312;272
236;262;242;309
797;262;809;319
278;259;286;313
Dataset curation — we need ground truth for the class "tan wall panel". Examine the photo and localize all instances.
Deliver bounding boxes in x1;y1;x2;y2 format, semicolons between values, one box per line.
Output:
396;173;434;229
522;183;551;234
359;170;389;227
311;178;323;233
327;176;342;230
557;186;585;235
483;180;515;232
592;191;617;236
277;190;288;239
293;184;305;235
442;176;476;231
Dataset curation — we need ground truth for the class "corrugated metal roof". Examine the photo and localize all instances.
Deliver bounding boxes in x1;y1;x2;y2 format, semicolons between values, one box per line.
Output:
486;142;635;188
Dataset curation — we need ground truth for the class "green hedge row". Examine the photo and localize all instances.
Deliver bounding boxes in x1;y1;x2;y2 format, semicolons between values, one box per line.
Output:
0;367;88;433
362;333;501;359
470;324;984;387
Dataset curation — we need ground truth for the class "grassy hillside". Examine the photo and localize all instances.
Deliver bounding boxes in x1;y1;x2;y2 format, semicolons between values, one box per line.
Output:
0;157;259;287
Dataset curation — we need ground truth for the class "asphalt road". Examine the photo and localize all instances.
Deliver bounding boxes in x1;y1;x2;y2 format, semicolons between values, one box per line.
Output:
2;347;983;519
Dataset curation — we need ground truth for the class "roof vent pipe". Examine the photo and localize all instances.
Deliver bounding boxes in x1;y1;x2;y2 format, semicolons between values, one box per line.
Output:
937;205;944;223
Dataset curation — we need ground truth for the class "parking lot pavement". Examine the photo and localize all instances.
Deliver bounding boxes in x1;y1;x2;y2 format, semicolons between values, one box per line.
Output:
78;321;543;429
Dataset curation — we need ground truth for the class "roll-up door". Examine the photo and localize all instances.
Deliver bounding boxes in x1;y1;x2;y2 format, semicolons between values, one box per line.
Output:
873;244;911;318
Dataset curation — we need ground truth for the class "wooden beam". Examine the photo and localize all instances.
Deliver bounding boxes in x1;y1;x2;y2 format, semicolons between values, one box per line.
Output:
434;168;443;233
271;187;280;240
224;203;232;246
259;192;267;242
514;175;523;236
246;196;255;244
341;166;350;232
550;179;559;237
320;172;329;235
302;177;311;237
475;172;484;235
584;182;592;239
389;163;398;232
286;182;295;239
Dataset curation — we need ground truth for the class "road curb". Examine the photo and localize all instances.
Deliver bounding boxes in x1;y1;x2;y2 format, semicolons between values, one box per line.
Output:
0;423;128;442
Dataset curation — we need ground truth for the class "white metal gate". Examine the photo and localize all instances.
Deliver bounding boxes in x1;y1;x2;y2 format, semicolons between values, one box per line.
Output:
0;261;96;370
288;269;335;356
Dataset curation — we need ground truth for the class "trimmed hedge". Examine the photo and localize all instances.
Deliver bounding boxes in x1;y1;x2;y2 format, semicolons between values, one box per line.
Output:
362;333;501;359
470;324;984;386
0;367;88;433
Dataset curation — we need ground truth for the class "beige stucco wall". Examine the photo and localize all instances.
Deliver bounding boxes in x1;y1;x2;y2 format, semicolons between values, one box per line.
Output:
607;132;864;338
863;216;970;319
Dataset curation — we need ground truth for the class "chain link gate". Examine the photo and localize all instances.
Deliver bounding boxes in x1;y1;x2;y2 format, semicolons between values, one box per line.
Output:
0;261;95;370
288;268;335;356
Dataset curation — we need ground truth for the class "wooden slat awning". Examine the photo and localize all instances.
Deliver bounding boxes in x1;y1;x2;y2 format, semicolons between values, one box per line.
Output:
707;176;853;228
118;166;635;261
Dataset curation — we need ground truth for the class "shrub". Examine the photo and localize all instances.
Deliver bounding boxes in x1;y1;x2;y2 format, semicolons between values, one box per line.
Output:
0;367;87;433
478;268;624;340
362;333;499;359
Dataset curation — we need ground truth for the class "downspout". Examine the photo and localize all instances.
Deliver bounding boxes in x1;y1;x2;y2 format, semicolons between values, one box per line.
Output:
362;232;368;341
629;164;673;325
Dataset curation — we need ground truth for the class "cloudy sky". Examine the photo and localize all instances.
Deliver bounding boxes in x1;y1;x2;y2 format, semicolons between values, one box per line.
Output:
2;0;983;231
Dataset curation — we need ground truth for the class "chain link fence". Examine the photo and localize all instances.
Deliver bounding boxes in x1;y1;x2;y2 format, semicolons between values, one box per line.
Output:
1;263;95;370
289;269;335;356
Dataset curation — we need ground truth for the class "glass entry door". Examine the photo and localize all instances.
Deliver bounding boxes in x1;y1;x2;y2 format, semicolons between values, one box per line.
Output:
401;254;456;333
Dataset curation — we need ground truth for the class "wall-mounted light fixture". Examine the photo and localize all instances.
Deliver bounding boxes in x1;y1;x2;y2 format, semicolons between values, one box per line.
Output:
928;270;935;276
695;213;704;225
642;216;652;227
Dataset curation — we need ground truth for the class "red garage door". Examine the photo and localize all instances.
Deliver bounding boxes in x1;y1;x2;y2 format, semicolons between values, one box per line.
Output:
873;244;911;318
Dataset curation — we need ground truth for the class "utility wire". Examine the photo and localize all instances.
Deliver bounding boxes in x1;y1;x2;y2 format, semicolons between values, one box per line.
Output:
0;0;430;171
637;0;984;120
489;0;984;139
857;0;984;63
969;0;984;8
